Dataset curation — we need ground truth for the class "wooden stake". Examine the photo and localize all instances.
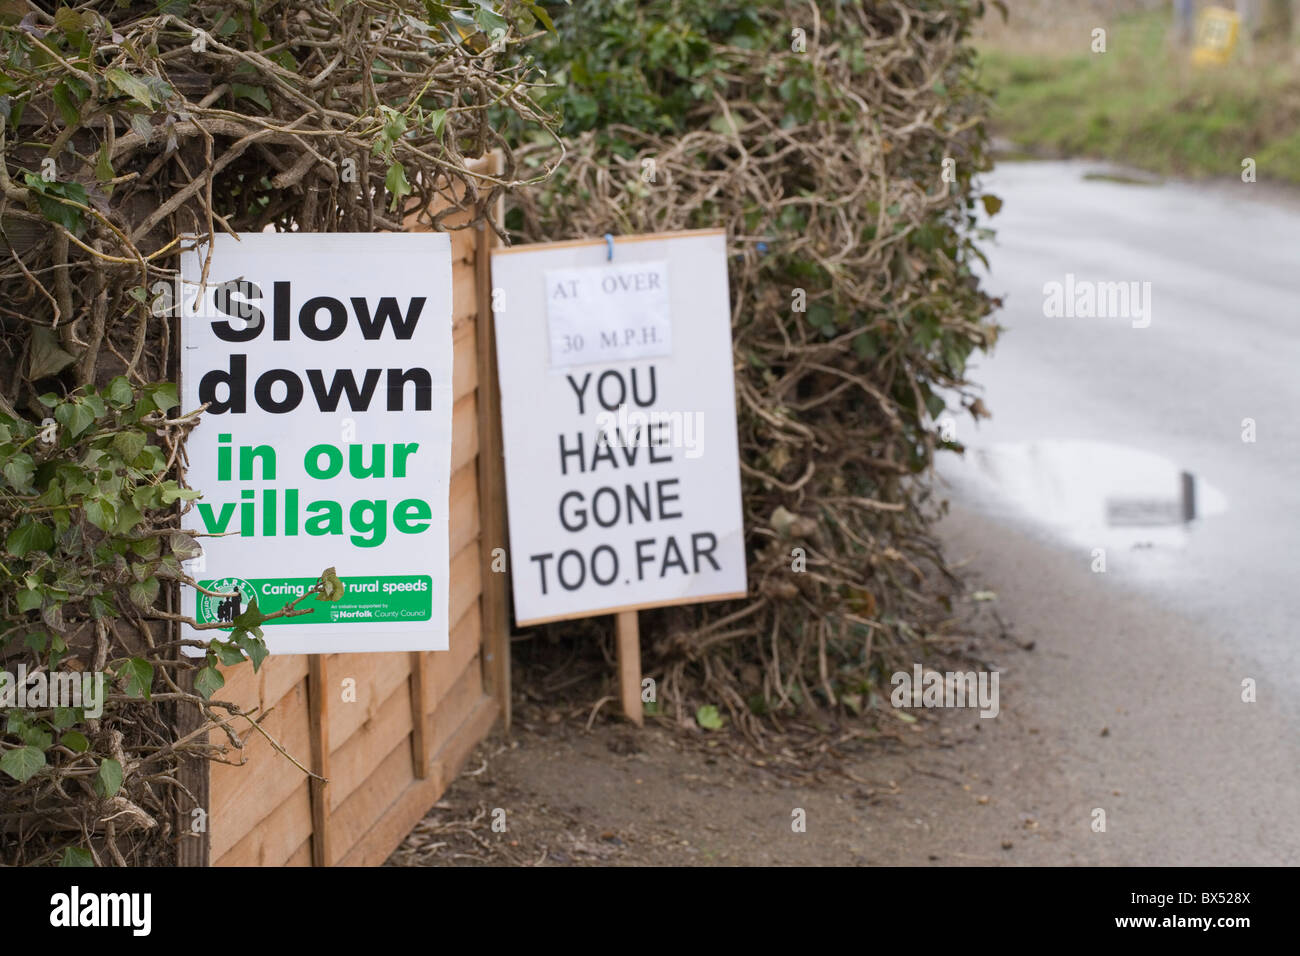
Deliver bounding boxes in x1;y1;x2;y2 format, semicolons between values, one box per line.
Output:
307;654;332;867
615;610;643;726
408;651;430;779
476;206;512;732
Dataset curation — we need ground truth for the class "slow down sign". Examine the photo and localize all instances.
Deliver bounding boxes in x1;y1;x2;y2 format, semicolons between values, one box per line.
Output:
180;232;454;654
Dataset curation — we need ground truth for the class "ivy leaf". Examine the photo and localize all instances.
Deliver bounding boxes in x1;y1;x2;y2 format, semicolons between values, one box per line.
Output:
113;500;143;535
21;725;52;750
59;847;94;867
118;657;153;700
231;83;271;111
90;594;118;620
385;162;412;212
61;730;89;753
27;326;77;380
318;567;345;602
471;2;508;39
16;587;43;612
0;745;46;783
524;2;555;33
695;704;724;731
214;641;245;666
106;376;134;406
95;142;116;185
235;631;269;672
51;80;83;127
112;430;146;462
428;108;448;138
146;382;179;413
51;707;79;730
981;194;1003;217
83;497;115;531
23;175;88;234
160;482;200;503
105;68;154;109
3;453;35;491
7;521;53;558
169;532;201;560
94;758;123;798
54;400;95;438
194;665;225;700
233;596;270;630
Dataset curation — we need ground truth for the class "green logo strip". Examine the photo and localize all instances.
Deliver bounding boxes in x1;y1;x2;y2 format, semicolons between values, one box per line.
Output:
196;575;433;627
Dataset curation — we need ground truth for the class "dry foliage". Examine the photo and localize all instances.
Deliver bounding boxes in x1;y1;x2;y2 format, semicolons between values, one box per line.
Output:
510;0;1000;740
0;0;555;865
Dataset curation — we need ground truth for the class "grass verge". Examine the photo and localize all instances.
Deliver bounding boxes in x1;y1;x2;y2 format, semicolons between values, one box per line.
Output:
975;10;1300;183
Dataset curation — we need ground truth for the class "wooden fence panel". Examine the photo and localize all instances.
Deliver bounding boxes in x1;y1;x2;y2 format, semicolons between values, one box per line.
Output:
202;153;508;866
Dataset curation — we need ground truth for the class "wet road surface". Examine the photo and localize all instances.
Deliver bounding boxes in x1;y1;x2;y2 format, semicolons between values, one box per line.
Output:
936;160;1300;863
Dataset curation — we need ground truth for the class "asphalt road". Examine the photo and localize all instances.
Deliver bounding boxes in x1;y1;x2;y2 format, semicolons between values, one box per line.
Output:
934;160;1300;864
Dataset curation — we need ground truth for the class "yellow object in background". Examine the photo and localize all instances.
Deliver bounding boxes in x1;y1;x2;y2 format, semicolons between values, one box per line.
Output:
1192;6;1240;65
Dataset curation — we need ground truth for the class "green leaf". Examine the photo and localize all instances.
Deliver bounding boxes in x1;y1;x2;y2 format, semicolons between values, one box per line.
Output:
428;108;448;138
525;2;555;32
106;376;134;406
83;497;115;531
61;730;89;753
16;587;43;612
51;80;83;127
7;521;53;558
95;758;123;798
981;194;1003;217
472;4;508;38
695;704;724;731
385;162;412;212
318;567;345;602
118;657;153;700
194;665;225;700
90;594;118;620
112;430;146;462
28;326;77;379
147;382;179;413
59;847;94;867
51;707;79;730
3;453;35;491
235;631;269;672
231;83;271;111
54;400;95;438
160;481;201;503
106;68;154;109
233;596;270;630
169;532;201;560
95;142;116;185
0;745;46;783
214;641;245;666
21;725;52;750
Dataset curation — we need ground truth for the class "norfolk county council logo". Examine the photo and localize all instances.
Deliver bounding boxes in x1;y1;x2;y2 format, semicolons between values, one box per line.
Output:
198;577;256;626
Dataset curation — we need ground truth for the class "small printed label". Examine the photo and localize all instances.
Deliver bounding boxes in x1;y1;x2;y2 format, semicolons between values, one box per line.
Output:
545;260;671;368
196;574;433;627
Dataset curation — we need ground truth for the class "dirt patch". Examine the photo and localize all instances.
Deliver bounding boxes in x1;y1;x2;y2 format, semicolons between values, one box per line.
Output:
388;597;1081;867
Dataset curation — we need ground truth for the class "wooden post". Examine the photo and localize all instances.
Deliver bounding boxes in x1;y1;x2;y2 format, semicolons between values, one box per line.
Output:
174;668;210;866
615;611;643;726
475;156;512;732
307;654;332;866
408;652;430;779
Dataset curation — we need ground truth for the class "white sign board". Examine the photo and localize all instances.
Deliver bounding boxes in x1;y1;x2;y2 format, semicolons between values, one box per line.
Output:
491;229;747;626
180;233;453;654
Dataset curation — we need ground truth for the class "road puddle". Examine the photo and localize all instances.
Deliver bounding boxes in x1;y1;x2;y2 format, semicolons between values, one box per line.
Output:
954;440;1227;551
